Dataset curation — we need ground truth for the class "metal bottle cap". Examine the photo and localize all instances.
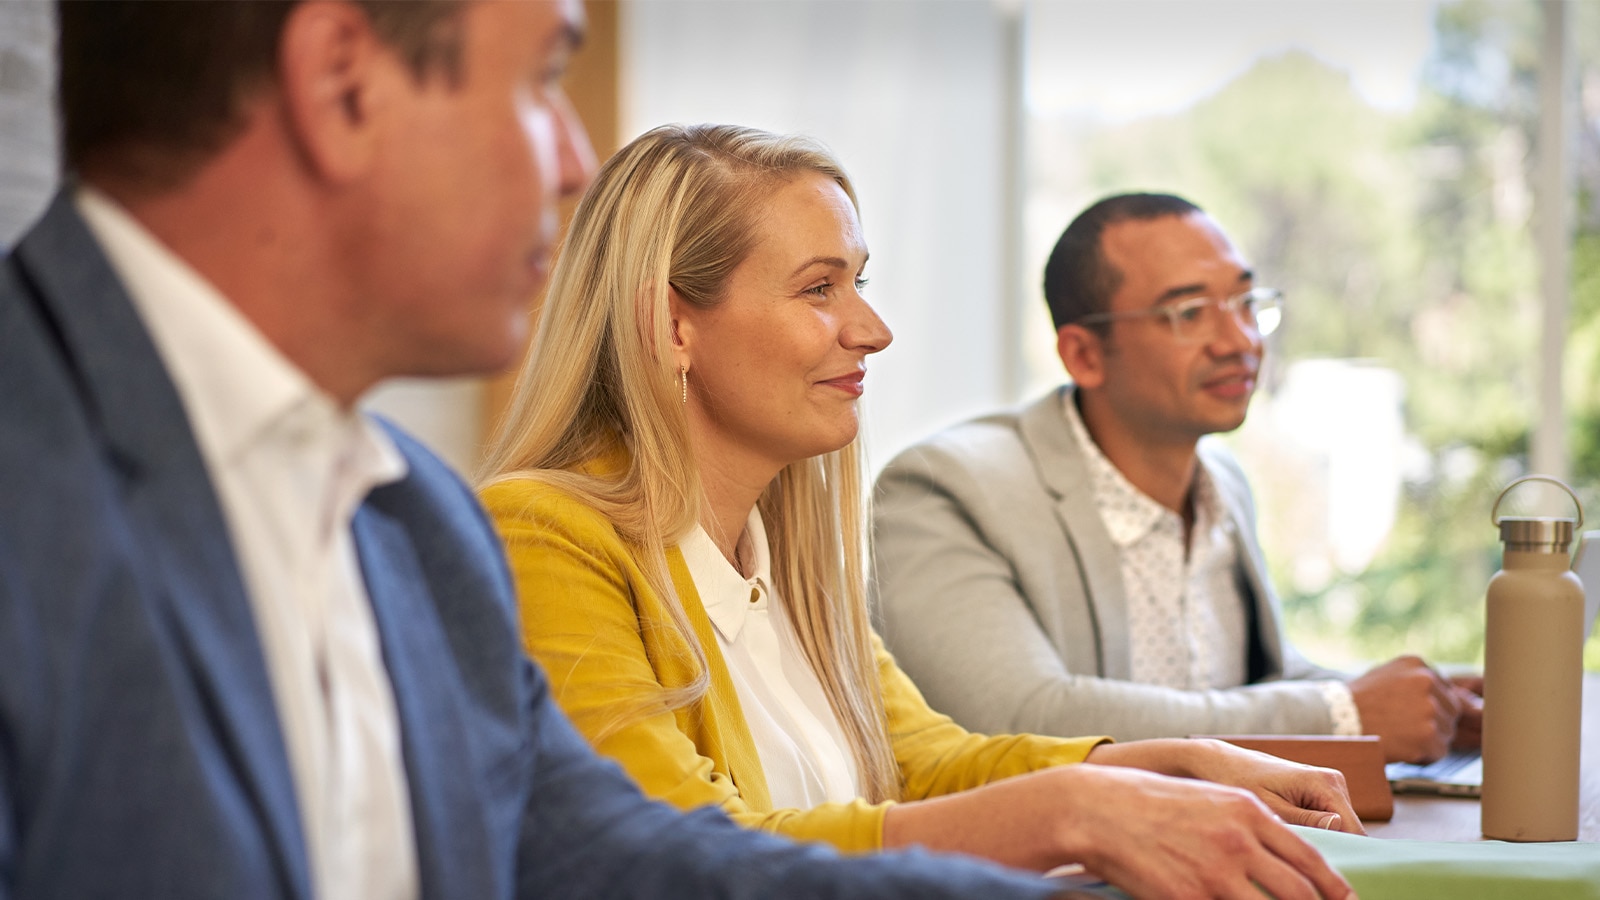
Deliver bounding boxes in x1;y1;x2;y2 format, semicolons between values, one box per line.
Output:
1497;516;1574;553
1491;475;1584;555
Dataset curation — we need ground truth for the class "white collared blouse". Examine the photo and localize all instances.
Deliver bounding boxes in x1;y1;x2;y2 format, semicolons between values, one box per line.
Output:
677;509;861;809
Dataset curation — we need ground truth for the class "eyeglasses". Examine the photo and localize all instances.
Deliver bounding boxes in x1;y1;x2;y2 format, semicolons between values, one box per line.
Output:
1075;287;1284;344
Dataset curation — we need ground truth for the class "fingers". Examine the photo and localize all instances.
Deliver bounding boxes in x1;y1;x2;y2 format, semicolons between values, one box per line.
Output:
1262;768;1367;836
1201;797;1352;900
1190;741;1366;837
1427;666;1459;715
1428;675;1459;756
1333;807;1367;836
1255;816;1357;900
1355;655;1462;763
1306;782;1365;836
1413;658;1459;728
1427;667;1460;760
1058;770;1355;900
1239;849;1331;900
1280;807;1342;831
1280;806;1363;836
1093;810;1347;900
1451;685;1484;750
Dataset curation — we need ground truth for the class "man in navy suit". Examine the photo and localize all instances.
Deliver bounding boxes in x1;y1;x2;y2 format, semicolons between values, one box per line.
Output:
0;2;1081;897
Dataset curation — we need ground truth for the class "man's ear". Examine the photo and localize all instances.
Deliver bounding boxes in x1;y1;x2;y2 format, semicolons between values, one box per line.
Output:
1057;324;1108;390
276;1;391;183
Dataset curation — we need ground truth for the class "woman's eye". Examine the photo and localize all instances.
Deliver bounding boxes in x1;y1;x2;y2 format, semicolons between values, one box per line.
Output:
854;276;870;291
1176;304;1207;322
807;282;833;297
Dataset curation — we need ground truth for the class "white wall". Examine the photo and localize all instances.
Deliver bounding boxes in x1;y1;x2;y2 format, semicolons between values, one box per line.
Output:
622;0;1020;468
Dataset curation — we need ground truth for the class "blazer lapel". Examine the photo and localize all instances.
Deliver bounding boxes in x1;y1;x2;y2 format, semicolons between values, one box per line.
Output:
663;546;774;811
354;504;496;900
14;191;312;898
1017;388;1132;679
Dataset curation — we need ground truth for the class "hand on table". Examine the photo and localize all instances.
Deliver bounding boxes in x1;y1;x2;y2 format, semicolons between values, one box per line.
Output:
1052;764;1357;900
1086;738;1364;836
1182;740;1367;837
887;739;1361;897
1350;655;1459;763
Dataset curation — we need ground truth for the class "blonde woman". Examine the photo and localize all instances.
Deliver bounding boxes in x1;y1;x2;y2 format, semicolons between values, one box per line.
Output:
480;124;1360;900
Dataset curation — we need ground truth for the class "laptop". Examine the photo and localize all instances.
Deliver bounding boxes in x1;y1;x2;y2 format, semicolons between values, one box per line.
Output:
1385;530;1600;797
1386;748;1485;797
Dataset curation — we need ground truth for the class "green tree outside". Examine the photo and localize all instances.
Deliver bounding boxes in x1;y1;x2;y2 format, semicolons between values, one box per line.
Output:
1031;0;1600;671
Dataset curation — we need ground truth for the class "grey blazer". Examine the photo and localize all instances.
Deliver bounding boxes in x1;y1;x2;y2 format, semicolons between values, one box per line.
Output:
873;386;1344;742
0;191;1063;900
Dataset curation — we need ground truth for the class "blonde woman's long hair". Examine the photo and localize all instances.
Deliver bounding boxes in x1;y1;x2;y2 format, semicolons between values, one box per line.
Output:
479;124;900;804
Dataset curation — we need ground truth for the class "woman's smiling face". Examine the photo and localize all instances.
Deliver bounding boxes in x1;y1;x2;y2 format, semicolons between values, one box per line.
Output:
673;171;892;474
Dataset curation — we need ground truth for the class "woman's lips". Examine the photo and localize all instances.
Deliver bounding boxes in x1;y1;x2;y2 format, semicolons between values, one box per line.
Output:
818;371;866;397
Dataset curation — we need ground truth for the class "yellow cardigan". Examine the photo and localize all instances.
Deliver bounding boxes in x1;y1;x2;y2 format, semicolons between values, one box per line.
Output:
482;475;1106;853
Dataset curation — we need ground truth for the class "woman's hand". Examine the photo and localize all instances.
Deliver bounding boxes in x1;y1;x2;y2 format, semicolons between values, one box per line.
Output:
1086;738;1365;835
1048;765;1357;900
884;757;1357;899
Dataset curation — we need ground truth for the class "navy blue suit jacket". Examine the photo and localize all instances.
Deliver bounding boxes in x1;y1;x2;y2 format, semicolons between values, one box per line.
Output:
0;193;1060;899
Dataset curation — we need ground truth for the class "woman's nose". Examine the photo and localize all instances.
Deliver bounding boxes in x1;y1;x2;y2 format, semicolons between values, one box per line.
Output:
843;291;893;354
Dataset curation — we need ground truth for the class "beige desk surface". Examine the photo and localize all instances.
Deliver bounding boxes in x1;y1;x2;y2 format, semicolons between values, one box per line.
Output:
1365;672;1599;842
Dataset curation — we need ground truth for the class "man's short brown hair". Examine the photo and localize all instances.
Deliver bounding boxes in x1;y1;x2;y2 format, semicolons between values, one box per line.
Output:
59;0;466;188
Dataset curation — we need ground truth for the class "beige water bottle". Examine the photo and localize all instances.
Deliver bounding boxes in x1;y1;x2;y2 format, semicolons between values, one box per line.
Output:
1481;475;1585;841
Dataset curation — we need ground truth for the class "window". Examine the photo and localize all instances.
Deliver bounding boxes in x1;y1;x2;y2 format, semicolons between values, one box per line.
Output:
1024;0;1600;670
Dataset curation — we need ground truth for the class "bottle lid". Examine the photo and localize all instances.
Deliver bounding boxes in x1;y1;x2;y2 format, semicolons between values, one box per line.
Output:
1498;515;1574;552
1492;475;1584;554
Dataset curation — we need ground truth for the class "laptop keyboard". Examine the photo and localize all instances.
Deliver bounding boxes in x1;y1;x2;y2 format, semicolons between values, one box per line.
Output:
1387;749;1483;784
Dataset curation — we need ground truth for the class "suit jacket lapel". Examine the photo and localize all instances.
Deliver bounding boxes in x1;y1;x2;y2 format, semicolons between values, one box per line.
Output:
663;546;773;810
15;190;312;899
354;504;496;900
1017;388;1132;679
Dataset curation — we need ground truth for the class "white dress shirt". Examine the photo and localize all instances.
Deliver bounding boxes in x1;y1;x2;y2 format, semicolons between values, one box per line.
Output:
678;510;860;809
78;188;420;900
1063;394;1360;731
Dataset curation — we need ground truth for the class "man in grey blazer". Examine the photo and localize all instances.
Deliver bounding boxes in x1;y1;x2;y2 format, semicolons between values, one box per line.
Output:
0;3;1070;898
875;193;1480;766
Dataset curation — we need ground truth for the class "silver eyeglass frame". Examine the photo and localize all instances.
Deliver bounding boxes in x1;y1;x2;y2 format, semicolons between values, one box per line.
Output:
1074;287;1283;343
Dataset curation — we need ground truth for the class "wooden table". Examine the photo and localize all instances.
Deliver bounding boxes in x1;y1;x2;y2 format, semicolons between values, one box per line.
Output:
1366;672;1599;842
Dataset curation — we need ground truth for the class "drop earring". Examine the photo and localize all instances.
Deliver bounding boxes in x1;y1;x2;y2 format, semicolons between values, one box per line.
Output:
678;365;688;405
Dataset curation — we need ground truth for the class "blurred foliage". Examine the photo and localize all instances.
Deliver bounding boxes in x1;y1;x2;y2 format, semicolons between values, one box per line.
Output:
1033;0;1600;669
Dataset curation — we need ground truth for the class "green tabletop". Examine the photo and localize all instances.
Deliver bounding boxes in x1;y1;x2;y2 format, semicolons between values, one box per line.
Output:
1297;825;1600;899
1048;828;1600;898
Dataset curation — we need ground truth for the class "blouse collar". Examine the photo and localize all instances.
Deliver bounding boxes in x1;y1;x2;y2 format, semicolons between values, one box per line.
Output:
678;507;773;643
